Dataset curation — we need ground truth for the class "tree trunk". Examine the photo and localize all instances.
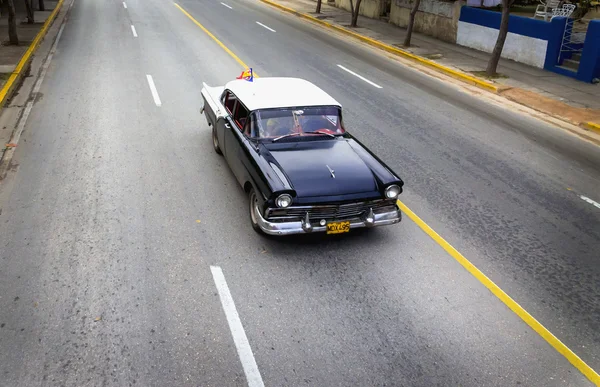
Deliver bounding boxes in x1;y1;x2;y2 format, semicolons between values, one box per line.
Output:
403;0;421;47
316;0;321;13
486;0;511;76
23;0;34;23
7;0;19;45
350;0;362;27
38;0;45;11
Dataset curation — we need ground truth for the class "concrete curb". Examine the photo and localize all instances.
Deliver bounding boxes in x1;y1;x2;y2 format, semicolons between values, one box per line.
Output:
0;0;65;112
259;0;499;93
582;122;600;134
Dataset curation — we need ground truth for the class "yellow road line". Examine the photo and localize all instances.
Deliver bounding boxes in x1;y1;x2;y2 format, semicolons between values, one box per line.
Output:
397;200;600;385
174;3;259;78
174;5;600;383
0;0;65;110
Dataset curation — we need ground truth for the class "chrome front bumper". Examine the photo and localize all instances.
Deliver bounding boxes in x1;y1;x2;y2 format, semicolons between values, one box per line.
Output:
256;206;402;236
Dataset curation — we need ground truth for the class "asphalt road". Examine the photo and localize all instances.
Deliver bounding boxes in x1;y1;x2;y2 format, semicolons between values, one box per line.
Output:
0;0;598;385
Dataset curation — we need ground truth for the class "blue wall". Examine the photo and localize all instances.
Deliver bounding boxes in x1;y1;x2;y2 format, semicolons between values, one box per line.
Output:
578;20;600;83
545;18;600;83
459;7;553;40
544;17;568;69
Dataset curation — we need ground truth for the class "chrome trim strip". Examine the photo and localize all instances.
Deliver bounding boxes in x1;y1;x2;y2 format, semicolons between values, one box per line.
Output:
265;200;393;218
256;207;401;236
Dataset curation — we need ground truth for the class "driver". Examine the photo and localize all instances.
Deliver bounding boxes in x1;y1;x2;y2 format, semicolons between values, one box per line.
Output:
300;115;331;132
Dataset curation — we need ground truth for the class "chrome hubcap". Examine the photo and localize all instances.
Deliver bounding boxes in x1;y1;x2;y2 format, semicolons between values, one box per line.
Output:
249;192;259;225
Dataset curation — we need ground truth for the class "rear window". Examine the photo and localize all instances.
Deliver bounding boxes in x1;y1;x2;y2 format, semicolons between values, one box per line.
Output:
252;106;345;139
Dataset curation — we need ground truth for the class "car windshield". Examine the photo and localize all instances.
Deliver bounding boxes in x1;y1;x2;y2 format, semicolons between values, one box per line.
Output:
249;106;345;139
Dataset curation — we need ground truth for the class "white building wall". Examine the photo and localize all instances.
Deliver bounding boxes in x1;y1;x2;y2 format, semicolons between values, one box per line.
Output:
457;21;548;68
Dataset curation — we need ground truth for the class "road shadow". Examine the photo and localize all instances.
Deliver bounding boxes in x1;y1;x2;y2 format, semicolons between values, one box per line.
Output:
262;227;386;246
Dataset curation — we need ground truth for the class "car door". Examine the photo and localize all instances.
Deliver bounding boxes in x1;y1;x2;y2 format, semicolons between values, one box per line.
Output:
223;93;251;186
218;91;238;157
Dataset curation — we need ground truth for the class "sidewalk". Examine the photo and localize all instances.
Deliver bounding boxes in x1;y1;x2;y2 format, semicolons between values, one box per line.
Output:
271;0;600;125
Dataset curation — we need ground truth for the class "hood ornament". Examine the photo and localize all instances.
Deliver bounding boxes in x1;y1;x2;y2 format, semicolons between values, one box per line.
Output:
326;165;335;179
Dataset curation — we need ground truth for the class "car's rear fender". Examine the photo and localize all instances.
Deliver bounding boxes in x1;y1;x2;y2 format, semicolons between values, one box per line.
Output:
200;83;225;127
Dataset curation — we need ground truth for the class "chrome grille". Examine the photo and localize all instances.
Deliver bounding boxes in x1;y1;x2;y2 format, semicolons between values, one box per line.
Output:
266;200;397;222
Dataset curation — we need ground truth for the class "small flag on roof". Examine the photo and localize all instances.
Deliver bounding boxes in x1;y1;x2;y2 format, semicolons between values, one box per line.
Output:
236;68;254;82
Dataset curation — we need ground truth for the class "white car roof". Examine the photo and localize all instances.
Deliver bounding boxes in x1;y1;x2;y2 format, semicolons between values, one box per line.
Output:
224;77;342;111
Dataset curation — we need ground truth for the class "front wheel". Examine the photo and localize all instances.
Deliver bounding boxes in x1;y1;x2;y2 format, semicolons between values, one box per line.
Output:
212;125;222;155
248;188;264;234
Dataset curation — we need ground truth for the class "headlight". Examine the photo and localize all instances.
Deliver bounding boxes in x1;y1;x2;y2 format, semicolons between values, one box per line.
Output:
276;194;293;208
385;185;401;199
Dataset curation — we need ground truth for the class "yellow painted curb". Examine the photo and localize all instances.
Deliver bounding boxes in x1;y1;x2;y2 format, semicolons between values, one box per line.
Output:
582;122;600;135
0;0;65;111
259;0;498;93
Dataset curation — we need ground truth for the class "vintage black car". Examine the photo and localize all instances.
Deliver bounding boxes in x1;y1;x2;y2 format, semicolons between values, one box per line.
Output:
201;77;404;236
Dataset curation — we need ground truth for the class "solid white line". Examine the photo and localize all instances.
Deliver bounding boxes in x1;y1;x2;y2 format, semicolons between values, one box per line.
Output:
337;64;383;89
220;2;232;8
131;25;138;37
146;75;162;107
256;21;275;32
210;266;264;387
123;1;127;8
580;195;600;209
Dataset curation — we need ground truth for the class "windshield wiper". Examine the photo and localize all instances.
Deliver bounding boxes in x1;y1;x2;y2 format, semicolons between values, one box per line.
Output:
272;133;302;142
272;131;335;142
305;131;335;138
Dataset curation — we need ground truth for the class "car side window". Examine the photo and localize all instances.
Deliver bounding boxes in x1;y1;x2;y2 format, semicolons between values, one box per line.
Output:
243;113;258;137
233;102;249;131
223;91;237;115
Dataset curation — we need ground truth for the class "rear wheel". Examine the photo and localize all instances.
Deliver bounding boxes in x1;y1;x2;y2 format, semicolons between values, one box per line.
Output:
212;126;222;155
248;188;264;234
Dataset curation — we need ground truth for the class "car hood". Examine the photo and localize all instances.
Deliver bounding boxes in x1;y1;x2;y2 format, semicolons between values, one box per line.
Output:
264;139;378;198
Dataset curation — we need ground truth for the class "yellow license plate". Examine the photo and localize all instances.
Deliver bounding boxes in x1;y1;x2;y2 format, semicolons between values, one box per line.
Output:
326;221;351;234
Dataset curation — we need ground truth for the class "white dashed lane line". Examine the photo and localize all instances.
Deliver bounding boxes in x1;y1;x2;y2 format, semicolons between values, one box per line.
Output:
210;266;264;387
581;195;600;209
131;25;138;37
337;64;383;89
123;1;127;8
256;21;276;32
146;75;162;107
221;2;233;8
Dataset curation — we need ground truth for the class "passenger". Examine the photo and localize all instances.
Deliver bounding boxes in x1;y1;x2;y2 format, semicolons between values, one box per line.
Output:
263;116;295;138
265;118;278;137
